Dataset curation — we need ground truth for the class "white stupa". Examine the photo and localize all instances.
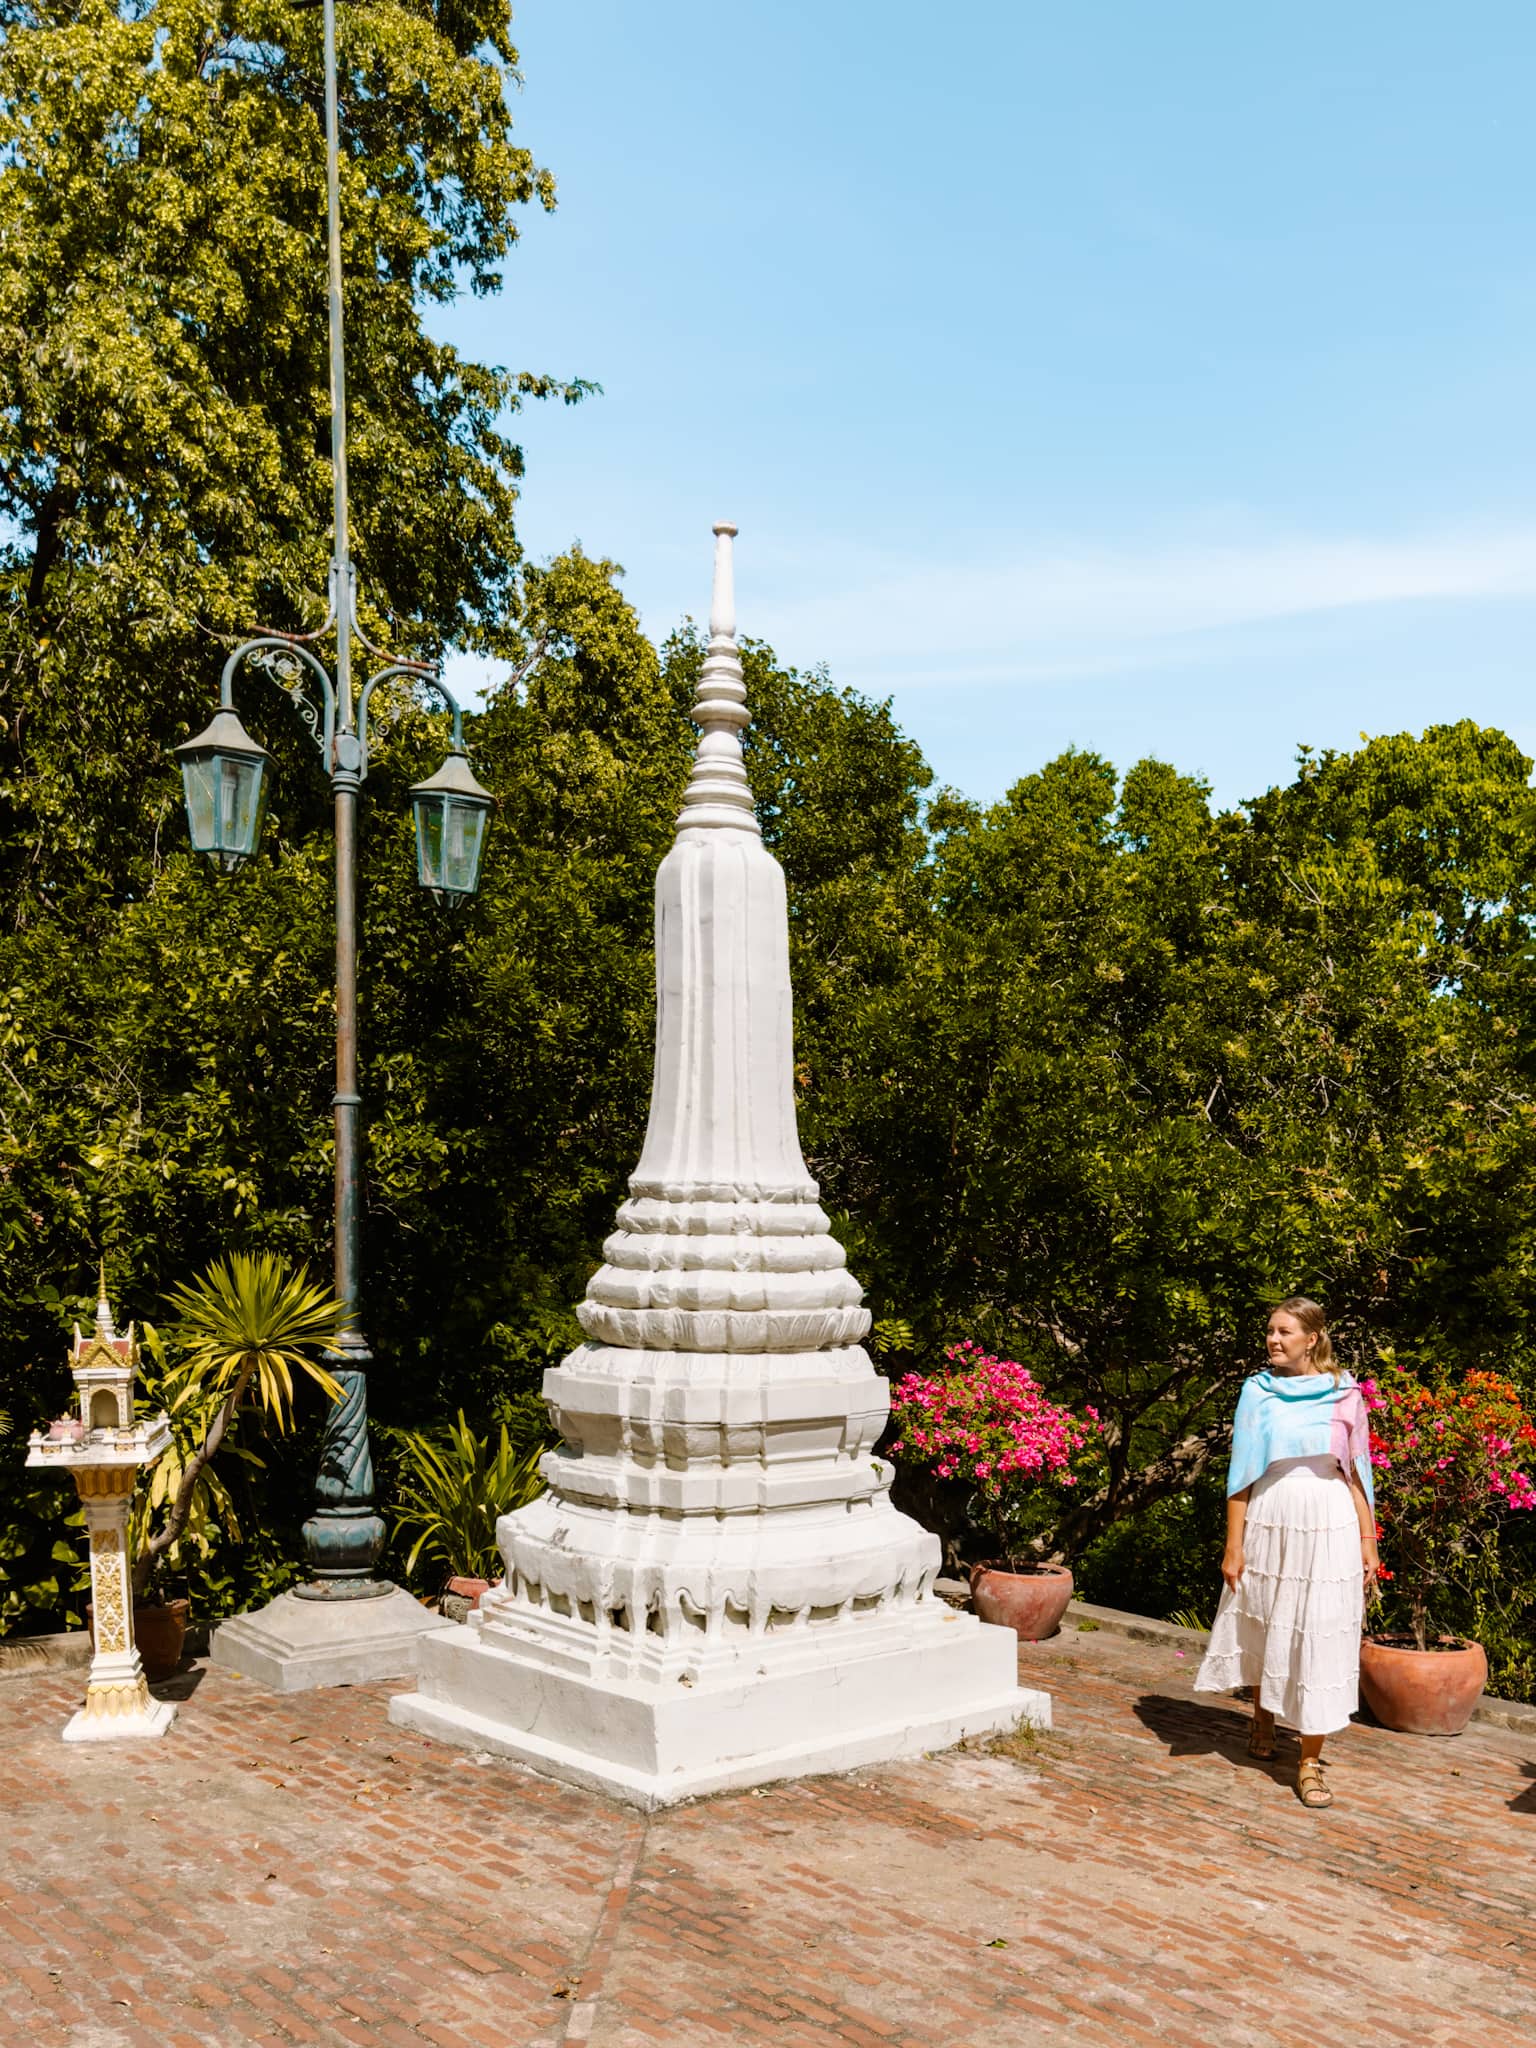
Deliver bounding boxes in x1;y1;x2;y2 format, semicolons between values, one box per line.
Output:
390;525;1045;1804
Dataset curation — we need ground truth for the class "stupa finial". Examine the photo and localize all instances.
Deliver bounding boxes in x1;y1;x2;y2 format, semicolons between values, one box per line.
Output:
708;519;737;640
676;522;758;834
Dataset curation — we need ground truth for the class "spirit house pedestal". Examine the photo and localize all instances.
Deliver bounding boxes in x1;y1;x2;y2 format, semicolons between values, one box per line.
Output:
390;527;1045;1806
27;1281;175;1743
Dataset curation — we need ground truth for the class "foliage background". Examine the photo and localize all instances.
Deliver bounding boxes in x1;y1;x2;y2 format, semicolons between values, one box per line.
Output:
3;4;1535;1694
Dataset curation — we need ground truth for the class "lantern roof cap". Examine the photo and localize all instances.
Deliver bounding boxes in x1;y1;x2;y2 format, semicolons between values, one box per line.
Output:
408;748;491;805
174;705;271;762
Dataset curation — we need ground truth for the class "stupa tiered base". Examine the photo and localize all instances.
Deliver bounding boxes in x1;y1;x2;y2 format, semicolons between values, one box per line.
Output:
390;1593;1042;1808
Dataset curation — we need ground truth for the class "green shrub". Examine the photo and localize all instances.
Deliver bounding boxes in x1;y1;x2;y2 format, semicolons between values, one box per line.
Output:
1072;1479;1228;1623
390;1411;547;1589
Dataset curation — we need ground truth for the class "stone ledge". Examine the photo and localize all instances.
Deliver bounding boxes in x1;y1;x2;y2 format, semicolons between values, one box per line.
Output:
1065;1597;1209;1650
0;1631;92;1680
1064;1597;1536;1735
936;1584;1536;1735
0;1621;214;1677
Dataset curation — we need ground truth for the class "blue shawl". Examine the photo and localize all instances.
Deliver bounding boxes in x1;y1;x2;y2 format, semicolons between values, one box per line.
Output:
1227;1369;1374;1510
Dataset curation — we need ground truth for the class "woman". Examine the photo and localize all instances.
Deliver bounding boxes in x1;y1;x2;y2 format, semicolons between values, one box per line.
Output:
1194;1297;1379;1809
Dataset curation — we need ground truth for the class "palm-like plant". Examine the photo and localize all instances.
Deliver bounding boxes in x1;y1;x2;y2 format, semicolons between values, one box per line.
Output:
132;1253;348;1597
393;1411;547;1587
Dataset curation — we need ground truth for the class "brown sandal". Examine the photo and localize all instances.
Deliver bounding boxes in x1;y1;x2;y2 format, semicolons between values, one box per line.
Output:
1247;1705;1276;1759
1297;1757;1333;1809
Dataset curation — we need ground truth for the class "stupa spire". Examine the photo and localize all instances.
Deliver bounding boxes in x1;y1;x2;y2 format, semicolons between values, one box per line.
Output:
676;522;757;834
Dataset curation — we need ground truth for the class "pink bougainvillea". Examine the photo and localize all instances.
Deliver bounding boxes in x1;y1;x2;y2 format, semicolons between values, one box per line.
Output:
1361;1366;1536;1649
888;1341;1104;1562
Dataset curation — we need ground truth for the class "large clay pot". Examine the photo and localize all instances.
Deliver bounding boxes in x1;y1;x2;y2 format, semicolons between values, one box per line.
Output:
970;1562;1074;1641
445;1575;496;1604
132;1599;190;1681
1359;1634;1487;1736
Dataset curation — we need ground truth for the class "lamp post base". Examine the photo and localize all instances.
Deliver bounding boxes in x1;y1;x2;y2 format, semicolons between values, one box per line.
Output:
210;1584;447;1693
300;1503;388;1581
292;1573;394;1602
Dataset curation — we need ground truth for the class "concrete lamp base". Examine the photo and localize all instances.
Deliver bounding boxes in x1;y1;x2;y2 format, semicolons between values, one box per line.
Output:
211;1585;448;1693
389;1603;1045;1810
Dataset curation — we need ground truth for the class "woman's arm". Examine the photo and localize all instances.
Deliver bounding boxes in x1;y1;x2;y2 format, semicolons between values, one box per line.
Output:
1221;1488;1251;1592
1348;1467;1381;1591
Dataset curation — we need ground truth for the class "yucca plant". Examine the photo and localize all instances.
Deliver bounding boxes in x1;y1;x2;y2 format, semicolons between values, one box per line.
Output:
1165;1607;1213;1635
392;1411;547;1588
131;1253;349;1598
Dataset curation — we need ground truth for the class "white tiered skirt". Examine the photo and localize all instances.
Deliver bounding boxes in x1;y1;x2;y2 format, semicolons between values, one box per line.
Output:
1193;1455;1363;1736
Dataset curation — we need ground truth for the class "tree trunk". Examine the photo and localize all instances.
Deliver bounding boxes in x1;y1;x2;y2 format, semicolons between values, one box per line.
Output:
1037;1424;1228;1560
131;1368;250;1597
1410;1594;1428;1655
25;485;74;613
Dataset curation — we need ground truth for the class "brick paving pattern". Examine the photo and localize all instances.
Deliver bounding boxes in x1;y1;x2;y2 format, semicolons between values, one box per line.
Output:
1;1621;1532;2046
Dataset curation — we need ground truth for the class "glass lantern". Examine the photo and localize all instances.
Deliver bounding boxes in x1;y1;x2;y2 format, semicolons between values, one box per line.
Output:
174;708;272;873
409;749;492;902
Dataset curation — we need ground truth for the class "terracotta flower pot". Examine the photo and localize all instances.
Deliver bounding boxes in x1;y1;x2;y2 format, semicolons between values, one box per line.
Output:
132;1598;191;1680
970;1562;1074;1641
1359;1634;1488;1736
445;1576;495;1605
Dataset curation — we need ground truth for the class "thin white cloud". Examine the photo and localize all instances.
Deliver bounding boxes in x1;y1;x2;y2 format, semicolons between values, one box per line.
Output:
744;528;1536;687
442;527;1536;707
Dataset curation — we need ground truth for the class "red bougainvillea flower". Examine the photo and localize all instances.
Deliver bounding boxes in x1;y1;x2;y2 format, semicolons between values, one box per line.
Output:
886;1345;1104;1558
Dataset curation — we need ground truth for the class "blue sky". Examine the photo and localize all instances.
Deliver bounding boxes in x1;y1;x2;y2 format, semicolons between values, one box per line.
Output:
440;1;1535;811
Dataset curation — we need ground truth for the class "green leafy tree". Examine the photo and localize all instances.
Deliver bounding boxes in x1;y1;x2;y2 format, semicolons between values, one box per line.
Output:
0;0;588;918
815;723;1536;1582
0;1;595;1625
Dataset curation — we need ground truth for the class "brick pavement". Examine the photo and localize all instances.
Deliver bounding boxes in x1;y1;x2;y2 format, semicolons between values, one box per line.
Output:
0;1621;1532;2047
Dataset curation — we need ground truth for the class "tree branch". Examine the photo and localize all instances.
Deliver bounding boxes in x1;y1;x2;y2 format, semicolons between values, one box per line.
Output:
25;486;74;614
131;1363;252;1597
1034;1421;1233;1562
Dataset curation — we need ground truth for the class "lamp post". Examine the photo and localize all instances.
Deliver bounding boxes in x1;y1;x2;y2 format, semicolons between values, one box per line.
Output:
175;0;491;1609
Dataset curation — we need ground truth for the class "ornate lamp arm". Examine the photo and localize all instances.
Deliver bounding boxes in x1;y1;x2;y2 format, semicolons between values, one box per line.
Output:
220;636;340;765
355;664;466;780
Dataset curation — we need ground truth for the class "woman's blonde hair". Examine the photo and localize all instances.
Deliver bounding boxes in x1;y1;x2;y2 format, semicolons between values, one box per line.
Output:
1270;1295;1339;1380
